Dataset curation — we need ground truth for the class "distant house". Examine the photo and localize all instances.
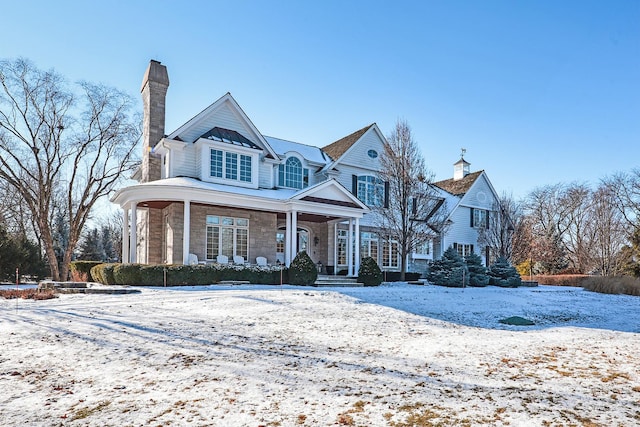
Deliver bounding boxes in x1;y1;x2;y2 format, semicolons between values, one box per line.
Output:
111;60;500;275
430;157;501;267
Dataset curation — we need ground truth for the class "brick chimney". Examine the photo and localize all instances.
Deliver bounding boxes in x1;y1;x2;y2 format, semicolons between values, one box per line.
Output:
140;60;169;182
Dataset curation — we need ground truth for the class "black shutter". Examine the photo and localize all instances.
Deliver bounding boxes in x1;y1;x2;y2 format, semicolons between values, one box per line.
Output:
384;181;390;208
412;197;417;216
470;208;474;227
485;210;490;229
352;175;358;196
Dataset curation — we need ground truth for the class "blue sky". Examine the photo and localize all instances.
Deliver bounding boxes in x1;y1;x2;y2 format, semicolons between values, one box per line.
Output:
3;0;639;199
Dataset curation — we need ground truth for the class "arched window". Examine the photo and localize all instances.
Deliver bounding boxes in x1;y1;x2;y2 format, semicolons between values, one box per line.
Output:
356;175;385;206
278;157;309;189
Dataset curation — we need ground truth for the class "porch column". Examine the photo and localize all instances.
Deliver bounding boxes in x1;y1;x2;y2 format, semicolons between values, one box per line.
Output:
347;218;353;276
333;222;338;274
354;217;360;275
285;211;292;266
182;200;191;265
122;206;130;263
291;209;298;259
129;203;137;263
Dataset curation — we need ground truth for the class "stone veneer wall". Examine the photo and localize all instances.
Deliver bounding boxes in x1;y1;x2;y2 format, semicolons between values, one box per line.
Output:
189;205;278;264
147;208;164;264
154;202;342;266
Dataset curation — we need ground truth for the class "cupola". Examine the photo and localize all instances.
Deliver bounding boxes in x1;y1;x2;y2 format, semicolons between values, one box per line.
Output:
453;148;470;181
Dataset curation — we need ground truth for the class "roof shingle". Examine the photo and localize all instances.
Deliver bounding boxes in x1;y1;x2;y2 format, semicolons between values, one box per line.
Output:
433;170;483;196
322;124;374;161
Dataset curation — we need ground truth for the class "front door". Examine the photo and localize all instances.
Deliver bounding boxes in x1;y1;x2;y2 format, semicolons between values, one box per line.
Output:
276;227;309;264
297;229;309;255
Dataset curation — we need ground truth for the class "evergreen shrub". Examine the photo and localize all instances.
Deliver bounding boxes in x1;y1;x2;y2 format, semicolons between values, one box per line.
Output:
488;257;522;287
90;263;118;285
69;261;102;282
288;251;318;285
427;247;469;287
358;256;383;286
465;253;490;287
90;263;288;286
112;263;143;285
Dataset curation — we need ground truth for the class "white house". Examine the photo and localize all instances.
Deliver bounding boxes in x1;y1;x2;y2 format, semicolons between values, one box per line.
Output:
111;60;501;275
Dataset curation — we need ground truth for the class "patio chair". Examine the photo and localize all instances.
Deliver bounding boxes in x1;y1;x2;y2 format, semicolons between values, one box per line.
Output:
233;255;245;265
188;253;199;265
255;256;267;266
216;255;228;264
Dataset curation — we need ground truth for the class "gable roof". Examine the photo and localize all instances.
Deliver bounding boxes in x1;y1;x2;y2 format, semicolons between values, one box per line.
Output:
322;124;374;161
167;93;279;159
433;170;484;196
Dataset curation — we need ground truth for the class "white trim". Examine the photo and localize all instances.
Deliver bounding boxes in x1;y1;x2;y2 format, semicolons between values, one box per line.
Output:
129;204;137;263
182;200;191;265
122;207;129;263
285;212;292;266
291;210;298;262
354;217;360;275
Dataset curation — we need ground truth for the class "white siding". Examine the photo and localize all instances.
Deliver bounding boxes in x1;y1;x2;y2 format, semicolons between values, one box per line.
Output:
178;103;255;144
444;206;477;250
259;162;273;188
194;145;202;178
337;130;383;169
171;146;198;178
464;175;496;211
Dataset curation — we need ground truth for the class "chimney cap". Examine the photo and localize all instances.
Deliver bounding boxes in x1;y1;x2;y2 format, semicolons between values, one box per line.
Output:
141;59;169;92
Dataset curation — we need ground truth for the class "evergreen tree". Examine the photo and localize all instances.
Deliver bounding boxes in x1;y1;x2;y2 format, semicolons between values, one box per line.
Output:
488;257;522;287
78;228;103;261
465;252;490;287
427;247;469;287
101;225;118;262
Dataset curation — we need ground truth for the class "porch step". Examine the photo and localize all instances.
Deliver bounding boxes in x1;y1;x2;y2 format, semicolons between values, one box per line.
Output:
313;275;364;287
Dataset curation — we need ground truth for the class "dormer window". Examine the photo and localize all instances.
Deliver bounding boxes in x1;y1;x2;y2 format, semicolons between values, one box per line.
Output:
278;156;309;189
210;148;252;183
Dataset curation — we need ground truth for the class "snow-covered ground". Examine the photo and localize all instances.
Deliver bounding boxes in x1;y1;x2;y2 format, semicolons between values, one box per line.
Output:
1;283;639;426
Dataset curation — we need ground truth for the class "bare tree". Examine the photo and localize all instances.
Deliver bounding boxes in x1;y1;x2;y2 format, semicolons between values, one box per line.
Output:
0;58;139;280
477;192;520;262
590;183;627;275
607;169;640;227
375;119;447;280
557;183;594;273
524;184;571;274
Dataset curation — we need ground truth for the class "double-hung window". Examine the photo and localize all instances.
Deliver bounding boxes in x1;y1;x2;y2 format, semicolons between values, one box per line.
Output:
453;243;474;257
382;239;399;269
471;208;489;228
356;176;385;207
206;216;249;260
360;232;379;261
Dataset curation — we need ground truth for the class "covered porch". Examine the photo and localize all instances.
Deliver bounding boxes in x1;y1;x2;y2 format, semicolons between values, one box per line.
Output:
111;177;369;276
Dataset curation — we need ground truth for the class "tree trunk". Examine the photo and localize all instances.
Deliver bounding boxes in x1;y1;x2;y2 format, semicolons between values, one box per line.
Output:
41;230;60;281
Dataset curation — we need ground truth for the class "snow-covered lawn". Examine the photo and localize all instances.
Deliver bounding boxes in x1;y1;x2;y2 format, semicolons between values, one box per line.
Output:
1;283;639;426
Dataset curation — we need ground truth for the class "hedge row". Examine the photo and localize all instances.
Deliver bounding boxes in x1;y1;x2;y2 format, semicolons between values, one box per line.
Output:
582;276;640;296
526;274;590;287
69;261;103;282
90;263;289;286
